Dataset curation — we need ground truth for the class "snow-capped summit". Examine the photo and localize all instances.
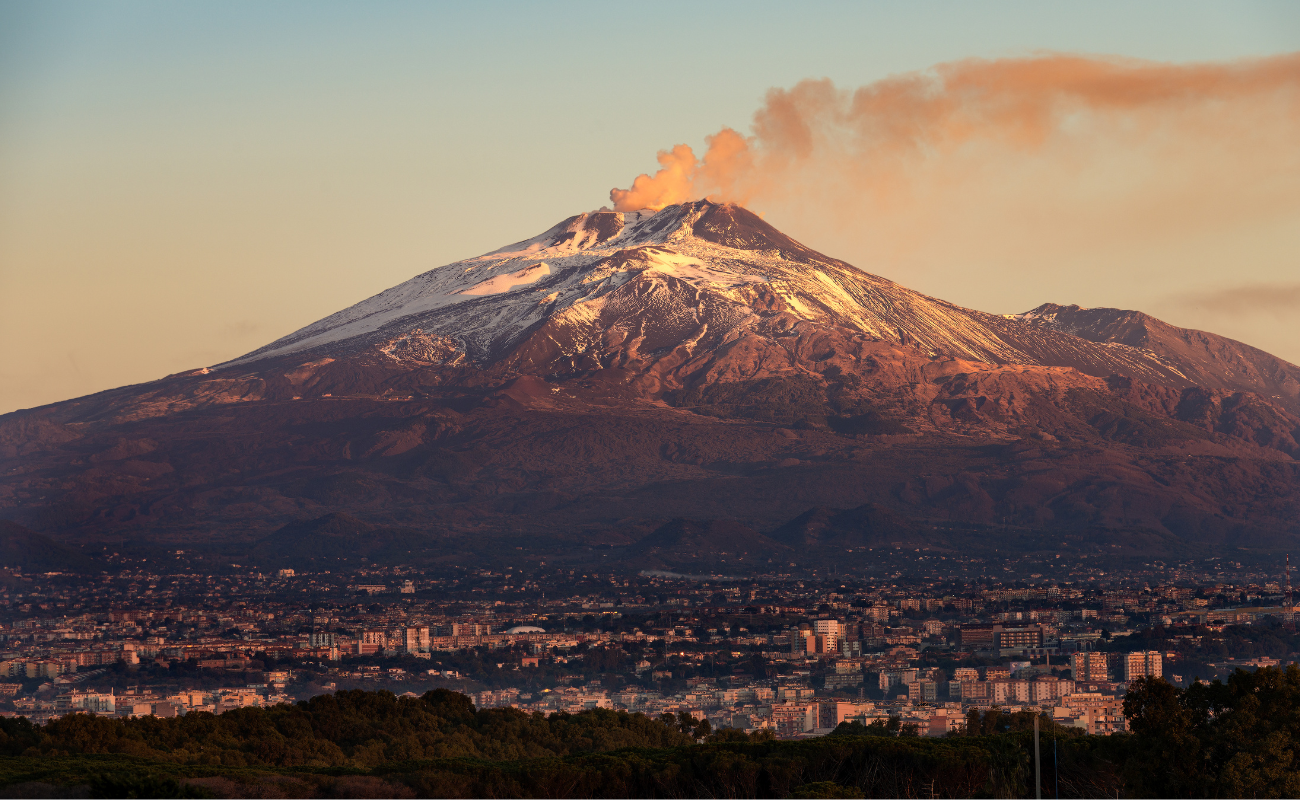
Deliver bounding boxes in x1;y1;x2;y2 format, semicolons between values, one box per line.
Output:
224;200;1300;412
227;201;1111;371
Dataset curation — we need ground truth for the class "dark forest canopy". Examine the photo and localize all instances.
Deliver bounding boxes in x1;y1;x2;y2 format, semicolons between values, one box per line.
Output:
0;667;1299;797
0;689;697;767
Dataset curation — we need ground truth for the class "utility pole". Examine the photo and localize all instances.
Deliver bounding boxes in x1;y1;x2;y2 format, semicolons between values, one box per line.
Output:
1054;731;1060;799
1287;554;1293;612
1034;714;1042;800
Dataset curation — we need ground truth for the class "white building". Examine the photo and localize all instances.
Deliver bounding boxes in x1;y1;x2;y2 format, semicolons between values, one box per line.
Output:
55;690;115;714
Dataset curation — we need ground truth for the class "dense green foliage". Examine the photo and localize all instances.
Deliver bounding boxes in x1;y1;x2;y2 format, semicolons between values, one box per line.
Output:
1122;665;1300;797
957;708;1083;739
1103;616;1300;662
0;735;1106;799
0;689;691;768
5;668;1300;797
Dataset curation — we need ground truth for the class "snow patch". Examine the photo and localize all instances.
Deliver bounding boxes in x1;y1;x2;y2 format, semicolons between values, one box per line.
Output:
460;262;551;296
641;249;765;288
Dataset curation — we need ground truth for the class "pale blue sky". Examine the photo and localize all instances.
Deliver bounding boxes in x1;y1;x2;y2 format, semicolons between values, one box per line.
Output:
2;1;1298;413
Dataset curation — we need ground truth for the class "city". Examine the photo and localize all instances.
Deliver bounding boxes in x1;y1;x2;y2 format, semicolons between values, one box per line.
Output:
4;556;1295;741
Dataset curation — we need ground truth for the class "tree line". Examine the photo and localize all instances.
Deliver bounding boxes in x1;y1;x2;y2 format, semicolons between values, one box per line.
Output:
0;666;1298;797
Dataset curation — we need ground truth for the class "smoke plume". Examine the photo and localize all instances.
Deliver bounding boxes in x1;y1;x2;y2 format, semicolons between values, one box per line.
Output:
609;53;1300;365
611;54;1300;217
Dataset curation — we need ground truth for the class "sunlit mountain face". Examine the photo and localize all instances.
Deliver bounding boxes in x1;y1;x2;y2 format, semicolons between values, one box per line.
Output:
2;202;1298;571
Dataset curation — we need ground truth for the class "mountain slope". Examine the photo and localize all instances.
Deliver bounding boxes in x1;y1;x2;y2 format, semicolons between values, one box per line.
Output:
0;520;99;573
1;201;1297;570
1018;303;1300;414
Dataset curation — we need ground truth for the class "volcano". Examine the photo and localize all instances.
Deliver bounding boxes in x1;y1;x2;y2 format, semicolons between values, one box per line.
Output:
3;201;1298;571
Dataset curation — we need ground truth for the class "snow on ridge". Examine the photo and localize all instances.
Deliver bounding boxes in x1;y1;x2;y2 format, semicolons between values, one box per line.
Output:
220;203;1194;387
221;205;739;367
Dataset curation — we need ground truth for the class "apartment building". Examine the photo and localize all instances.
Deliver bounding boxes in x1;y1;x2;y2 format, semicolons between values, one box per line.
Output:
1071;651;1109;682
1029;676;1075;704
1056;693;1127;735
818;700;875;728
1124;651;1163;681
771;702;819;737
908;680;938;703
